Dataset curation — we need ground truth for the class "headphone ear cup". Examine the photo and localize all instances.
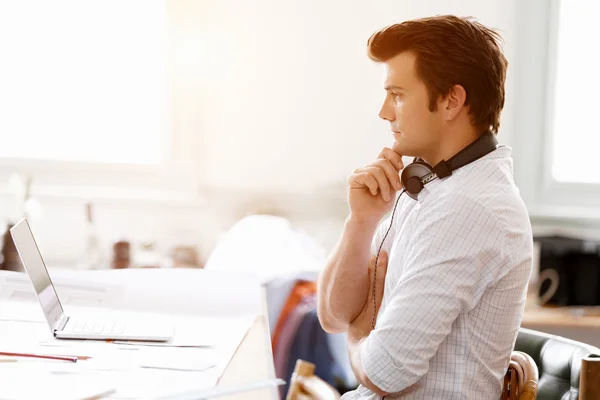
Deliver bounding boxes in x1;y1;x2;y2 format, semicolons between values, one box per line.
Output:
401;161;433;200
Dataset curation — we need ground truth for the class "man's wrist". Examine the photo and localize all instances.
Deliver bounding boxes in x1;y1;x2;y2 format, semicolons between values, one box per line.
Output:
346;214;380;232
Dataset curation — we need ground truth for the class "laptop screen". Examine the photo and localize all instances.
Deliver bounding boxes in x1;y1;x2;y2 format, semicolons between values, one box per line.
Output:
10;219;65;330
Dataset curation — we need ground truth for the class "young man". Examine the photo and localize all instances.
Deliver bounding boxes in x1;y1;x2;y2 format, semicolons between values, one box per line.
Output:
317;16;533;399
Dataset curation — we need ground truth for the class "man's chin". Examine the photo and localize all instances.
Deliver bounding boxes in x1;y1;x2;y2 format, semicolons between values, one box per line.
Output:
391;141;403;152
392;144;415;158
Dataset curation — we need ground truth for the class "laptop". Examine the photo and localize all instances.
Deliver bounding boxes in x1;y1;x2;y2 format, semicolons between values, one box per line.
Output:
10;218;173;342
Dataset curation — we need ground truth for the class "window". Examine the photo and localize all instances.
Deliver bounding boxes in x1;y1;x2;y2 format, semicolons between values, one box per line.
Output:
0;1;202;202
513;0;600;218
550;0;600;184
0;0;209;205
0;1;166;166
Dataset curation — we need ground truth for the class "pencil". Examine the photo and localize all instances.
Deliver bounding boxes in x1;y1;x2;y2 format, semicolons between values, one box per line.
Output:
0;351;77;362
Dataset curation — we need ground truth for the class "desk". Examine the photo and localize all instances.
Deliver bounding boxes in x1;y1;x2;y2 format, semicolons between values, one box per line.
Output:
522;295;600;348
0;269;280;399
216;288;279;400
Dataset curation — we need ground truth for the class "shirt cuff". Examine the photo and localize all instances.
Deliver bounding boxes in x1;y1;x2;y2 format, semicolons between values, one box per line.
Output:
360;333;397;393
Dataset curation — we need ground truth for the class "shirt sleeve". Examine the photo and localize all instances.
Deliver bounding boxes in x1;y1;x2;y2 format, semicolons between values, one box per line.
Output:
361;195;508;393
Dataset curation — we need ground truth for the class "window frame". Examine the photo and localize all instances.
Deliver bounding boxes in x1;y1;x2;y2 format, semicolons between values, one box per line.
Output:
513;0;600;224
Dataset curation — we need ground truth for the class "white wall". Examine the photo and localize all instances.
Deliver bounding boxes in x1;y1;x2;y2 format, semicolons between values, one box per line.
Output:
0;0;523;268
190;0;519;192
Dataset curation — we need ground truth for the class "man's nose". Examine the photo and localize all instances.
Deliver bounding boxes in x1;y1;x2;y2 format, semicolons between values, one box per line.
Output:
378;99;395;122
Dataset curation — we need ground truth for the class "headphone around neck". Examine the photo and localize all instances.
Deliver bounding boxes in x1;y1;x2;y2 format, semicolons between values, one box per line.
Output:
400;131;499;200
370;131;499;329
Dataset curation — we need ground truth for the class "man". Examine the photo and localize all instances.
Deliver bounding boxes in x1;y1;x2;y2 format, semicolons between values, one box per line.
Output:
317;15;533;399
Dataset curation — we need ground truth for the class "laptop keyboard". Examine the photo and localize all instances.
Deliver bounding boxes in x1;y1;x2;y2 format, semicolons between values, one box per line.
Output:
65;319;127;335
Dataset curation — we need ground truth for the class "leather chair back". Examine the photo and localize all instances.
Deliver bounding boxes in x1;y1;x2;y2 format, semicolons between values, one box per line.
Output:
515;328;600;399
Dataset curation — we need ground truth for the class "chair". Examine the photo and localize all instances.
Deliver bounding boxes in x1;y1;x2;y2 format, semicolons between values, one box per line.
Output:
514;328;600;400
502;351;539;399
286;359;341;400
288;326;600;400
288;354;539;400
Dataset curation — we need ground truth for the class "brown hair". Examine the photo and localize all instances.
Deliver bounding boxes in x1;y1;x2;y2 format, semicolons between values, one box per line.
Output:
367;15;508;134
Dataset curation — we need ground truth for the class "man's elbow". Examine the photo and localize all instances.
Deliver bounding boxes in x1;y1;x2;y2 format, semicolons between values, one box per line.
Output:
319;318;346;334
368;381;390;398
316;300;348;334
323;294;366;330
357;369;389;397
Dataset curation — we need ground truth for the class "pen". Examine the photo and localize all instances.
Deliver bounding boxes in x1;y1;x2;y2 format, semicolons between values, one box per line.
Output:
0;351;77;362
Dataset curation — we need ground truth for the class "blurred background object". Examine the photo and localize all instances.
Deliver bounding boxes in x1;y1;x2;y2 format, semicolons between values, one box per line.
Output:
84;202;102;270
135;240;162;269
170;246;201;268
1;172;41;272
112;240;131;270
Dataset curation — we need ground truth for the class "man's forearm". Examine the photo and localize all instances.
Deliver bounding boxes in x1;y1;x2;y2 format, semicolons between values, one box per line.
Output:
317;216;379;332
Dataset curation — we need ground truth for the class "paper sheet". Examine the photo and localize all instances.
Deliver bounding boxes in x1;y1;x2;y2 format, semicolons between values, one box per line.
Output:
0;271;125;308
1;317;253;370
3;342;216;372
0;299;47;323
113;315;256;348
0;319;54;343
0;311;257;398
103;368;220;399
153;378;286;400
0;360;223;399
0;362;117;400
56;268;262;316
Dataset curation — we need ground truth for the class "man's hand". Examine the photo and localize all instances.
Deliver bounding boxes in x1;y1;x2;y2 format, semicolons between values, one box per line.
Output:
346;251;389;397
348;148;404;224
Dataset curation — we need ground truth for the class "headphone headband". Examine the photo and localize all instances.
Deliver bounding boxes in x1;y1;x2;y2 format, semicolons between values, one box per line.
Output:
434;131;498;178
401;131;498;199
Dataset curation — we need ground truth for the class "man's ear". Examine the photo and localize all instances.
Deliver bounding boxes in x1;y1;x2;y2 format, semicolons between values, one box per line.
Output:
443;84;467;122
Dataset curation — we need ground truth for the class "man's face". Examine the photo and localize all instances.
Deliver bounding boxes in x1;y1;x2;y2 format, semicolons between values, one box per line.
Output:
378;51;443;160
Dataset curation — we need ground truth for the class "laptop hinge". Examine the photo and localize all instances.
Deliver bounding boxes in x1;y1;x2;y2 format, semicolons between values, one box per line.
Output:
54;315;69;334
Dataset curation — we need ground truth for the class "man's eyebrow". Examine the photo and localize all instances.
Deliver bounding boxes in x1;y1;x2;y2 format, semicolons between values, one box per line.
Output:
384;85;405;91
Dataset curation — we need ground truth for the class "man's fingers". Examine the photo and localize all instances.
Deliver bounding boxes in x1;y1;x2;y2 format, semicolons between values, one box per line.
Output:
350;172;378;196
367;255;377;294
373;158;402;191
364;166;391;201
374;251;388;310
367;251;388;304
349;146;404;201
378;147;404;171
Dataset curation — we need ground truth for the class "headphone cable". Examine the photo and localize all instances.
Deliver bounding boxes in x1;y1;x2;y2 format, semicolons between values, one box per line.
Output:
372;189;406;329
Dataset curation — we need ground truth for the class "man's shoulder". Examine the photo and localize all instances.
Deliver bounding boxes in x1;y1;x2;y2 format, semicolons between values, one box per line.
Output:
425;165;527;225
419;174;532;258
418;185;531;250
422;188;504;223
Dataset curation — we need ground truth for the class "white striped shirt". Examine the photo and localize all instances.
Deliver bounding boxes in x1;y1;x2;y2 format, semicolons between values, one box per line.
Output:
342;145;533;399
